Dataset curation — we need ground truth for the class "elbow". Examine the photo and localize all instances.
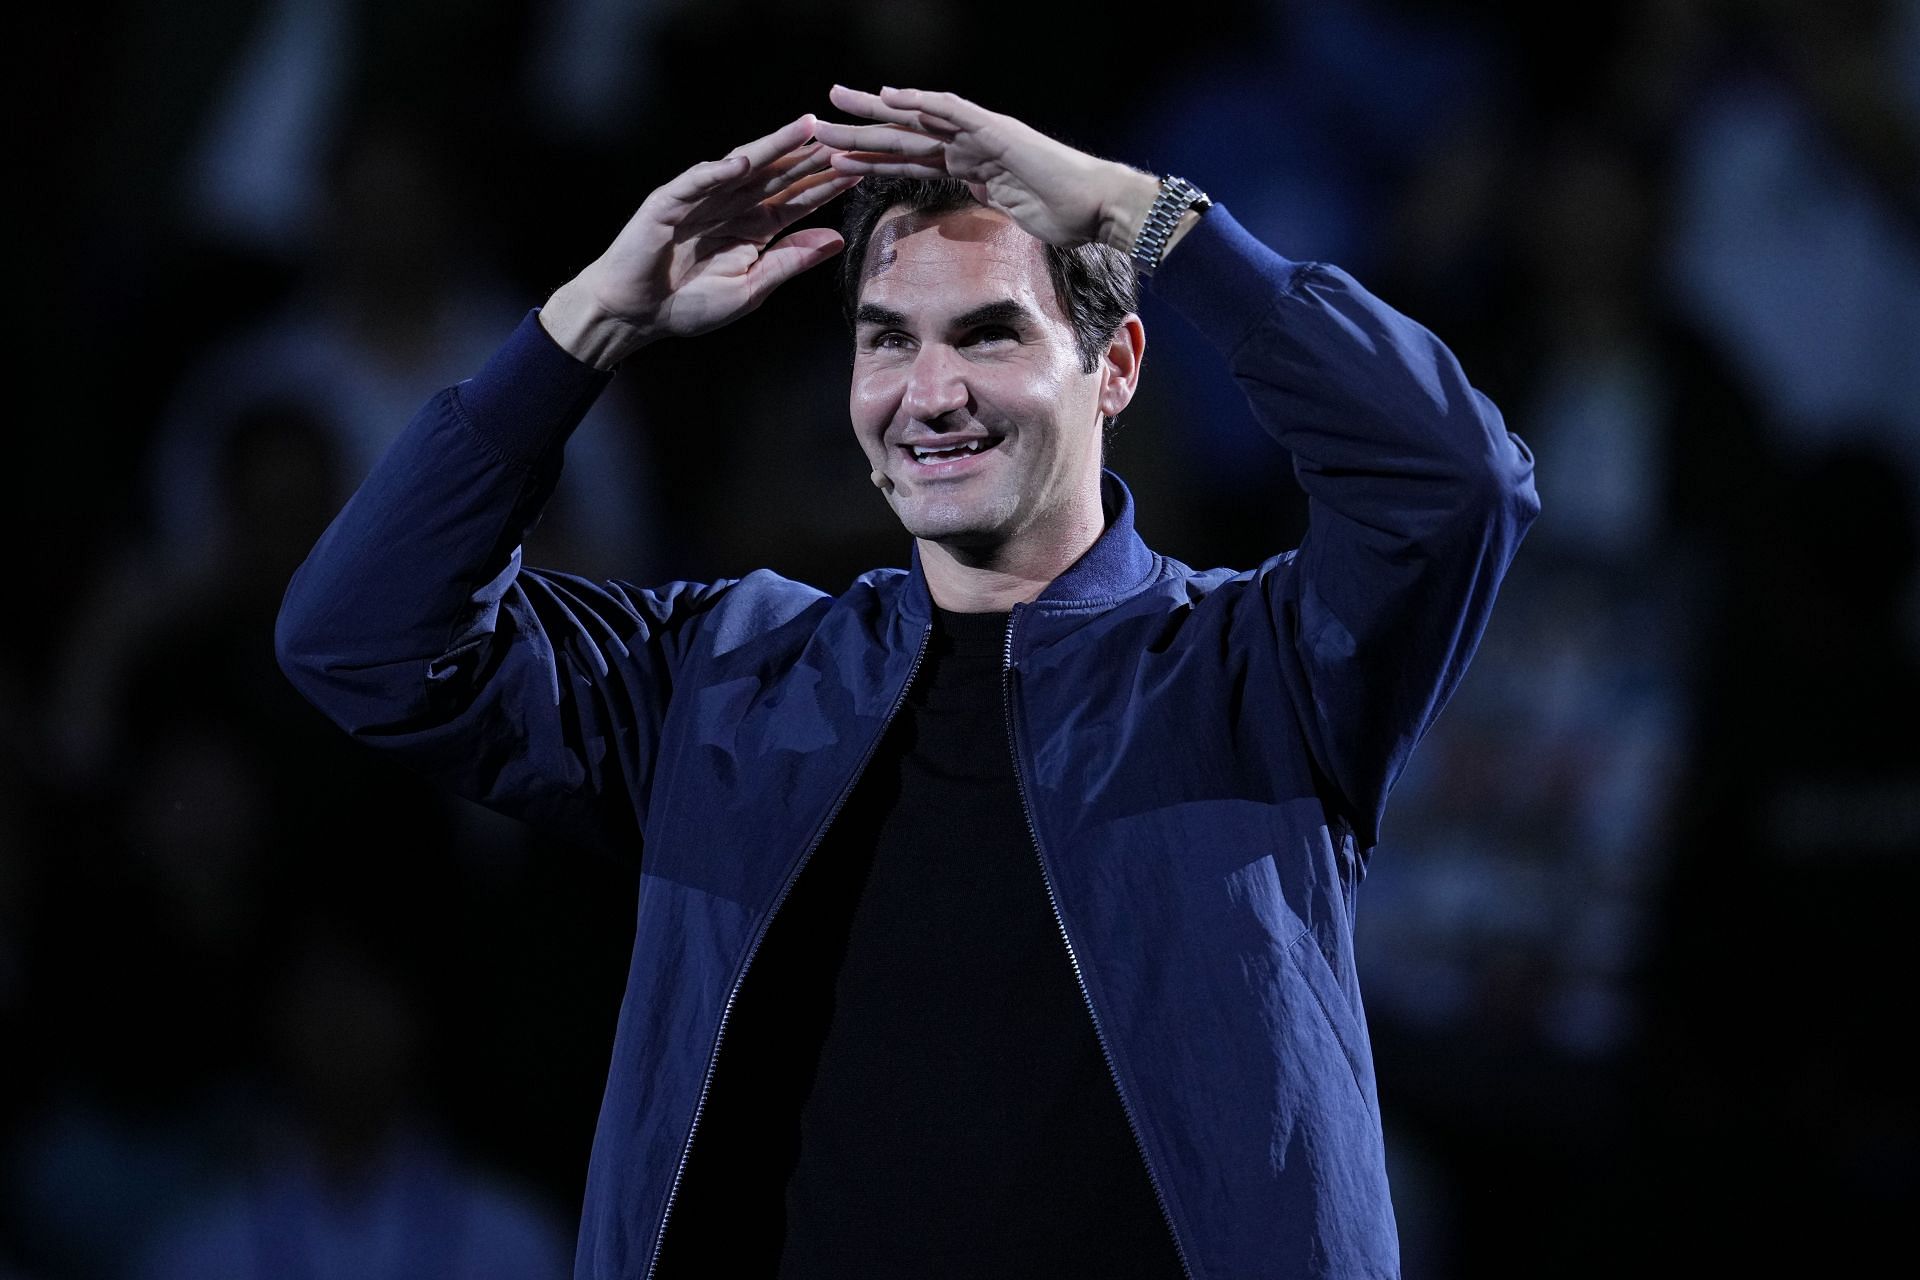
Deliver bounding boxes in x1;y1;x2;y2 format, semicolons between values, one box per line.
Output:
273;587;308;679
1417;387;1541;535
271;601;426;739
273;593;326;701
1456;387;1540;518
272;575;347;705
1452;408;1540;534
1411;429;1539;561
1489;430;1542;532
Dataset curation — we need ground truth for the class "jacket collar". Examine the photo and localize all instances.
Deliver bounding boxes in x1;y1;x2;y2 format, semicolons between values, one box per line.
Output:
900;468;1161;650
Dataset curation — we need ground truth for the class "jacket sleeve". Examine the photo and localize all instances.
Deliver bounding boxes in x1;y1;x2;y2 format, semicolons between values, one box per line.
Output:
1148;204;1541;856
273;307;735;867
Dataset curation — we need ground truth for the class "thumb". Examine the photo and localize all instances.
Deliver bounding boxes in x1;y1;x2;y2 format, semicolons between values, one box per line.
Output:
744;228;845;305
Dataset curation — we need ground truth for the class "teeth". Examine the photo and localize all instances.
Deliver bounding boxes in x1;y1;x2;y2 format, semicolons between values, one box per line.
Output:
912;440;987;461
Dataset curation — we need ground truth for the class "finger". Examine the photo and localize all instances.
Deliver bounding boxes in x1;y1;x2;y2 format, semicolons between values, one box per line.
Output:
876;87;989;133
736;139;837;202
742;227;847;307
810;120;944;159
655;113;819;211
827;152;949;179
655;154;753;209
729;169;865;243
672;137;834;224
766;166;866;213
828;84;929;130
722;112;820;172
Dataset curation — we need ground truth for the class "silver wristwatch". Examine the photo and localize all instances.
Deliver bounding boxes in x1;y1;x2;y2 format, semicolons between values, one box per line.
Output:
1128;174;1212;276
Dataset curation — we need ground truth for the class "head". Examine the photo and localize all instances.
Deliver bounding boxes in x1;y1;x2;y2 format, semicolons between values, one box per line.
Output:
840;177;1144;561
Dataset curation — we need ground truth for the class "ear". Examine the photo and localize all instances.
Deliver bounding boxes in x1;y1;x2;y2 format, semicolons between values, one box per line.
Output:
1097;313;1146;420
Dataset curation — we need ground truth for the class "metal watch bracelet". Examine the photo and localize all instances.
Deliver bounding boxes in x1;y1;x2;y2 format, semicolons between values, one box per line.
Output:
1129;175;1212;276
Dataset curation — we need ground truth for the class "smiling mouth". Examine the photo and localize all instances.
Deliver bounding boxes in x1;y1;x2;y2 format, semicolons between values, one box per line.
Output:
900;437;1005;466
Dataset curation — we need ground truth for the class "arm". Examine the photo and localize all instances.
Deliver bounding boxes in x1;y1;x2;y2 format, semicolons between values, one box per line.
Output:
272;312;721;862
1149;205;1541;856
274;115;865;864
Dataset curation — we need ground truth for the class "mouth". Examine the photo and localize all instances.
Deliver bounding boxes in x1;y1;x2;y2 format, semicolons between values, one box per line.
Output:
896;435;1005;476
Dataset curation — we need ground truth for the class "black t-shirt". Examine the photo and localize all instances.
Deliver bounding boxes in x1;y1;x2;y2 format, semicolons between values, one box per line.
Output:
653;603;1185;1277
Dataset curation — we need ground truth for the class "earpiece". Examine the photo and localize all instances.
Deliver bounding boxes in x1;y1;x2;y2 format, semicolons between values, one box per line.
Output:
870;469;893;493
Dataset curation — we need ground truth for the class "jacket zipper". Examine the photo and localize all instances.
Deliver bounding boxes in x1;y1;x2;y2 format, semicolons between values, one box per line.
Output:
641;618;935;1280
1001;606;1196;1280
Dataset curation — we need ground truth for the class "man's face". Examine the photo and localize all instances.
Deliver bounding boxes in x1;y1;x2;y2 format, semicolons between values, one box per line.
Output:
851;205;1111;557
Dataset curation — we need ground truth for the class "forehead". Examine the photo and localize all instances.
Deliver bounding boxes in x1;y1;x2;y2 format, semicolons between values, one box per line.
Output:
857;205;1062;322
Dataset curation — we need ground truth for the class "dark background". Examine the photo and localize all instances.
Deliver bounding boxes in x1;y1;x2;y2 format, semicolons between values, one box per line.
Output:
6;0;1917;1275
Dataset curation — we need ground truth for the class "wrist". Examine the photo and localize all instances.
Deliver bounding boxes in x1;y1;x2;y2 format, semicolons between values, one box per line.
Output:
1097;165;1164;254
538;275;651;372
1098;167;1207;269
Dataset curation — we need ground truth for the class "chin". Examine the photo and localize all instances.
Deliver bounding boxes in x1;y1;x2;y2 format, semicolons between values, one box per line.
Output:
897;509;1005;551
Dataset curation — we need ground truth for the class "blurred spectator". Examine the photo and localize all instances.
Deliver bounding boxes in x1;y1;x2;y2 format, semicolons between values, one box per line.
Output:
179;0;355;258
124;926;573;1280
1355;550;1697;1059
151;107;666;588
6;719;284;1277
1662;6;1920;560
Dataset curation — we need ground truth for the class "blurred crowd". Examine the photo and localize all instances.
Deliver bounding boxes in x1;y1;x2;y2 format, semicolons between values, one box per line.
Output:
6;0;1917;1276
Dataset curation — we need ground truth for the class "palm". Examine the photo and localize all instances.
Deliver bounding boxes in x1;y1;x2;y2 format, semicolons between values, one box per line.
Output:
613;208;801;337
583;114;862;343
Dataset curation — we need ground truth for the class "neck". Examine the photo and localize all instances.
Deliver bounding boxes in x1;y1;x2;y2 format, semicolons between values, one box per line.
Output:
917;482;1107;612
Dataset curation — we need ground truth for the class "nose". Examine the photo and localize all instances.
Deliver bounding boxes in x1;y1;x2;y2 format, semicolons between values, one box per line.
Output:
901;343;969;424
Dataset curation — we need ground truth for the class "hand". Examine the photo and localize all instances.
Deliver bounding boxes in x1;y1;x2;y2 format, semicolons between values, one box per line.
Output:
544;114;864;367
814;85;1158;251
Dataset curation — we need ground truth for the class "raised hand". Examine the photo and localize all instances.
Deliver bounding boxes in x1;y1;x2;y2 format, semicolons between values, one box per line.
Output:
814;85;1157;251
542;114;864;368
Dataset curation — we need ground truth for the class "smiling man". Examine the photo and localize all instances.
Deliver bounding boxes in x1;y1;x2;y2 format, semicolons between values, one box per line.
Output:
276;85;1540;1279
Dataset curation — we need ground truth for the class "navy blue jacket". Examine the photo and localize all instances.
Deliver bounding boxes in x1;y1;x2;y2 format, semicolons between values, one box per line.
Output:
275;203;1540;1279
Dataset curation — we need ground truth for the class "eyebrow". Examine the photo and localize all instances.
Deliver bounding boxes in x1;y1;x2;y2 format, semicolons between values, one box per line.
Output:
854;299;1040;334
854;304;907;330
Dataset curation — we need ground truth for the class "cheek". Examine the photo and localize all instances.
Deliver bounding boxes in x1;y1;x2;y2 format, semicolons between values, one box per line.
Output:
1020;363;1089;432
1051;363;1105;425
849;369;895;429
1032;349;1084;397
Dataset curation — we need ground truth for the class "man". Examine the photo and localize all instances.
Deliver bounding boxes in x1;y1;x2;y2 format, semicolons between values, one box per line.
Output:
275;85;1540;1279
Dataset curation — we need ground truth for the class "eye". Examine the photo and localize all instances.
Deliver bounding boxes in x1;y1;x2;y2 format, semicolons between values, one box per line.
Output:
871;331;911;350
967;326;1016;344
